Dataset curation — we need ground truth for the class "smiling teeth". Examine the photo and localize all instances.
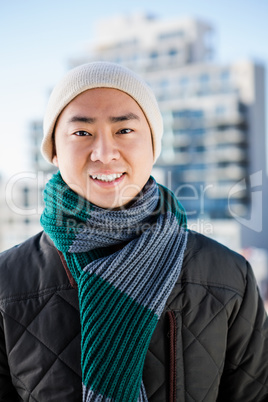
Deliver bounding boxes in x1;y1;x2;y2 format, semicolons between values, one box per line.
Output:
91;173;123;182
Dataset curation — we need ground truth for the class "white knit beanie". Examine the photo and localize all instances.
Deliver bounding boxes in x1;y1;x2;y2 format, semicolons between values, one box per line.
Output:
41;62;163;164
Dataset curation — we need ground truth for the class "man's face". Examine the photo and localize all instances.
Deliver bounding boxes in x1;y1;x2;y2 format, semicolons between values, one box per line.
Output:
53;87;154;209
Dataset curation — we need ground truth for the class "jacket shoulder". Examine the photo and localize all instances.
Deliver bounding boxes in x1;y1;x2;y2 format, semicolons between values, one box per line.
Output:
182;230;249;294
0;231;69;301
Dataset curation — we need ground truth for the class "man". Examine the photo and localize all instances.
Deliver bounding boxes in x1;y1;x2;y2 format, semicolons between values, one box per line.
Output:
0;62;267;401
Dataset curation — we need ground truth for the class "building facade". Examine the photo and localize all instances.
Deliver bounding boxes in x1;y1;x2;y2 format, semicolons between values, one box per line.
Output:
0;121;55;252
0;170;47;251
1;13;267;254
69;13;267;250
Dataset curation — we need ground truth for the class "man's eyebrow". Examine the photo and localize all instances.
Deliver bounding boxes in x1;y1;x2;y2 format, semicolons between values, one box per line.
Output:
68;116;96;124
67;113;140;124
109;113;140;123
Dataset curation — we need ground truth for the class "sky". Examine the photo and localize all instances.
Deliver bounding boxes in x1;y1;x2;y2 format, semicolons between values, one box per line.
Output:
1;0;268;178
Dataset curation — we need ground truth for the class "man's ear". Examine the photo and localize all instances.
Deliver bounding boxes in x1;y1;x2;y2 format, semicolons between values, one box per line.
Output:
51;132;59;166
52;154;59;167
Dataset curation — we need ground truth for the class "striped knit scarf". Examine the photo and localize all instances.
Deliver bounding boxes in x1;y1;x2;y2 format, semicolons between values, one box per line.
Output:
41;171;188;402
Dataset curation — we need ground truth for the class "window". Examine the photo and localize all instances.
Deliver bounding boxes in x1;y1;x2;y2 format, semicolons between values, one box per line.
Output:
158;30;184;40
221;70;230;82
23;187;30;208
192;128;205;136
198;74;210;95
179;77;189;87
173;109;204;120
194;145;206;152
114;56;122;64
215;105;226;115
160;79;169;89
199;74;210;84
169;48;178;57
150;51;158;59
32;122;42;130
220;70;232;93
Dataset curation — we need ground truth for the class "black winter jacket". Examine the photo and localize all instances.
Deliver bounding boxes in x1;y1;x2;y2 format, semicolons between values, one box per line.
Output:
0;230;267;401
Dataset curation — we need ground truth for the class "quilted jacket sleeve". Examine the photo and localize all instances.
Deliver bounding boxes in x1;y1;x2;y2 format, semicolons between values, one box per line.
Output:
217;261;268;401
0;313;21;401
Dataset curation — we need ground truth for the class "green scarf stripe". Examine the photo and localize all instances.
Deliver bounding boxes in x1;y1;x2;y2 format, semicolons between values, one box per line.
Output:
41;172;188;401
77;277;157;385
64;250;108;282
85;311;156;401
113;322;154;401
158;184;187;228
79;276;123;345
78;273;157;398
42;173;94;251
82;290;156;377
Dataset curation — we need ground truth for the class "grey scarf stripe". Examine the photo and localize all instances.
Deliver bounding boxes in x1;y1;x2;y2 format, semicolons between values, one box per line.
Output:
83;213;187;317
69;179;158;253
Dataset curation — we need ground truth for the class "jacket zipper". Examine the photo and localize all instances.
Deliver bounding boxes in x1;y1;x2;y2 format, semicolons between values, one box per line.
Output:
167;310;177;402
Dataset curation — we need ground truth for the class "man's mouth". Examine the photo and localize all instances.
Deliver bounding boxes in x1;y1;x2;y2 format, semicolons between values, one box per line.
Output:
90;173;125;182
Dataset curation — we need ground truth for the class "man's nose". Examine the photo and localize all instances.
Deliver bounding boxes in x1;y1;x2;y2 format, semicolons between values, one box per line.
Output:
90;133;120;164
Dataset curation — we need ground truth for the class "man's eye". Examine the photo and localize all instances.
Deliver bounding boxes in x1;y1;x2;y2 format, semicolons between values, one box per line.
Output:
74;131;91;136
118;128;133;134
